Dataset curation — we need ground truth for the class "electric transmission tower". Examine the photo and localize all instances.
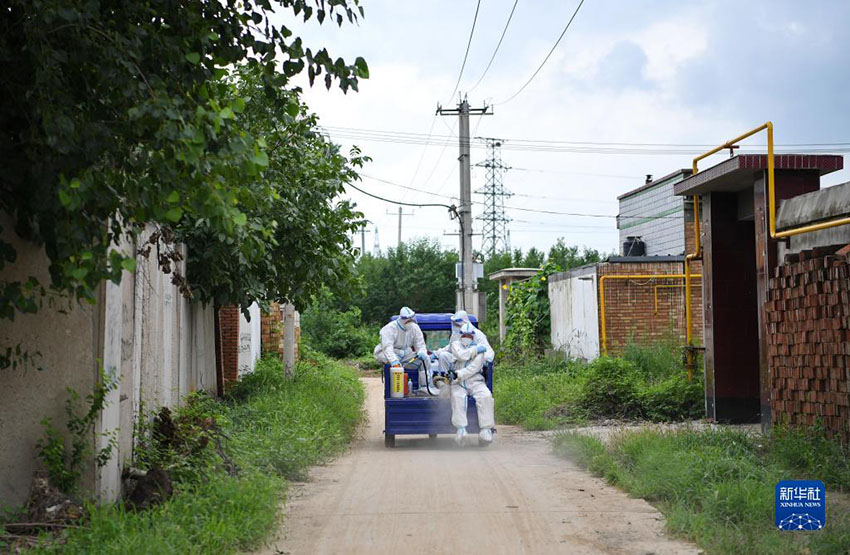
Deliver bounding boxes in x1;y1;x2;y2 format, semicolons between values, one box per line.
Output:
474;138;511;257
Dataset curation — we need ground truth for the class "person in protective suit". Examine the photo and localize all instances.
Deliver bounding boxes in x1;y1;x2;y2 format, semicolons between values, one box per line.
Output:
437;310;493;375
449;322;495;446
373;306;428;370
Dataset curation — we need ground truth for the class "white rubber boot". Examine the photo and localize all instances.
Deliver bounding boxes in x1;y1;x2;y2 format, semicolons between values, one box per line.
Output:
455;427;468;446
479;428;493;446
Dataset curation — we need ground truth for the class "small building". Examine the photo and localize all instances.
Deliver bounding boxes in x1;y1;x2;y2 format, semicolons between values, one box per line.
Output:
549;170;705;360
617;169;693;256
548;256;704;360
673;153;844;427
489;268;539;342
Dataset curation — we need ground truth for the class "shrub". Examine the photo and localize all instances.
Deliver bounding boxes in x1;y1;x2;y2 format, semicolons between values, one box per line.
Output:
300;289;375;359
576;357;642;418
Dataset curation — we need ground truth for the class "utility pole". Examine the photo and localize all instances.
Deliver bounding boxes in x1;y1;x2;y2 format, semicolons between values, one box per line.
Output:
357;224;371;258
475;138;512;257
437;97;493;312
386;207;414;247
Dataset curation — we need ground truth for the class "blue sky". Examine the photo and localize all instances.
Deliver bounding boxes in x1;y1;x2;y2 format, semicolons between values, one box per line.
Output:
285;0;850;255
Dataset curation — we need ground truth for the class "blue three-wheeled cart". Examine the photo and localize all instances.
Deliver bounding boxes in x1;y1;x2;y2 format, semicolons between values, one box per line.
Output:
383;313;494;447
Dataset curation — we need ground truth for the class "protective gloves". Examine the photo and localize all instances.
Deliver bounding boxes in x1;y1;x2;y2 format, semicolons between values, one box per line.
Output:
417;351;429;363
475;345;487;354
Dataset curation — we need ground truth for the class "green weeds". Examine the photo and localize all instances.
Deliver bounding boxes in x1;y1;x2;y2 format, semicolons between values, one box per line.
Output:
554;427;850;554
495;340;703;429
23;352;364;554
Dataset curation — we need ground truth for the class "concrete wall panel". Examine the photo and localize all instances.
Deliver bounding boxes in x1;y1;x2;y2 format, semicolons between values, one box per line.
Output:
549;267;600;360
0;215;98;506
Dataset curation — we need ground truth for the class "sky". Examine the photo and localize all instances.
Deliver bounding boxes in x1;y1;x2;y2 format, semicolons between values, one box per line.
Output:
283;0;850;257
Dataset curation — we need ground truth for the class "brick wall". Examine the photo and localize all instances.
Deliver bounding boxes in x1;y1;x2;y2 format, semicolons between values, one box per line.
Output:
217;305;240;388
599;261;705;354
766;249;850;443
261;302;283;358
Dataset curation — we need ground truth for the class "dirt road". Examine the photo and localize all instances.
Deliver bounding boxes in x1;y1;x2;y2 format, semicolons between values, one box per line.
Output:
256;378;698;555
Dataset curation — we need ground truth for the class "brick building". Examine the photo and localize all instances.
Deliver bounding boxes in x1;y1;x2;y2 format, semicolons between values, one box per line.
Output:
549;256;704;360
617;170;694;256
674;153;844;425
549;169;704;360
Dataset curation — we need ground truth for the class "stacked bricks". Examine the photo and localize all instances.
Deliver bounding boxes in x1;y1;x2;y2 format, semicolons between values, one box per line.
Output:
765;248;850;443
260;302;283;359
598;261;704;355
217;305;240;387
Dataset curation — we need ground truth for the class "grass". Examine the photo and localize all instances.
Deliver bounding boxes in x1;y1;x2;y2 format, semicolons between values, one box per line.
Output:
495;339;704;429
15;351;364;554
554;426;850;554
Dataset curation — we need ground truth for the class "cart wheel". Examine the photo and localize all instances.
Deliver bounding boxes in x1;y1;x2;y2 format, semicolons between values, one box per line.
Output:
384;434;395;448
428;434;438;440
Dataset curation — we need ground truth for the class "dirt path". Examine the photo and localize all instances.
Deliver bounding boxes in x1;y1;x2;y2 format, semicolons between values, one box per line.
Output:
255;378;698;555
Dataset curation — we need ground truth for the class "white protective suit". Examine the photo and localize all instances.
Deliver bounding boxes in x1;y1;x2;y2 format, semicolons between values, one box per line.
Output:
373;319;427;366
437;315;494;375
448;339;495;432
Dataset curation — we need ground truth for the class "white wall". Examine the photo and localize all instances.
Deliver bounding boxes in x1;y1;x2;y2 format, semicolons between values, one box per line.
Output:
96;225;217;501
548;266;600;361
238;302;262;377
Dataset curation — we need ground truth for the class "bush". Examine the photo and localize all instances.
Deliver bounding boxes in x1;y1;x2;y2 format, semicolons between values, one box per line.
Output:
495;338;705;426
301;289;376;359
576;357;642;418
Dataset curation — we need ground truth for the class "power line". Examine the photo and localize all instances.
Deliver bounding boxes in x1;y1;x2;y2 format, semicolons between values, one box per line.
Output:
468;0;519;93
346;181;455;210
322;126;850;155
446;0;482;103
406;114;439;191
496;0;586;105
353;175;685;220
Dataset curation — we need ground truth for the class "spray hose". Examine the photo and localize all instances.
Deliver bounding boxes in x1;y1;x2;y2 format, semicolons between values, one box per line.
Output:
401;355;437;396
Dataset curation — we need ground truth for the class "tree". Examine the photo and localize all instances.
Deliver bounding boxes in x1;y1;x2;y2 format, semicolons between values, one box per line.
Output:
0;0;369;330
180;64;366;310
352;239;458;324
547;239;603;271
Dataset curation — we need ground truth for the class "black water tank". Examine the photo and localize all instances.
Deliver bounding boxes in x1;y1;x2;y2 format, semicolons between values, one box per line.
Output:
623;236;646;256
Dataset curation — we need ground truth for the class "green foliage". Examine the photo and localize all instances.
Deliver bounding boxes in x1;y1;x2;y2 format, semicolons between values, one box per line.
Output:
766;424;850;489
40;352;364;553
574;357;643;418
132;394;226;486
495;356;586;430
180;64;367;310
0;0;368;328
496;339;705;428
226;354;364;480
35;473;283;554
301;289;376;358
554;427;850;554
36;371;120;494
353;238;458;324
546;239;603;271
479;240;603;322
503;262;560;354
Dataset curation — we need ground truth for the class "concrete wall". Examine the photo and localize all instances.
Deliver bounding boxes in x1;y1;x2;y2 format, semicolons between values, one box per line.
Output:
777;181;850;255
548;265;600;360
0;213;99;505
1;220;217;506
238;302;262;377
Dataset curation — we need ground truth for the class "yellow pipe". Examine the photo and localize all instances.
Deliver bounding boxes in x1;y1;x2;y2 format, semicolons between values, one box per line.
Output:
695;122;850;239
654;282;702;315
599;274;702;355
